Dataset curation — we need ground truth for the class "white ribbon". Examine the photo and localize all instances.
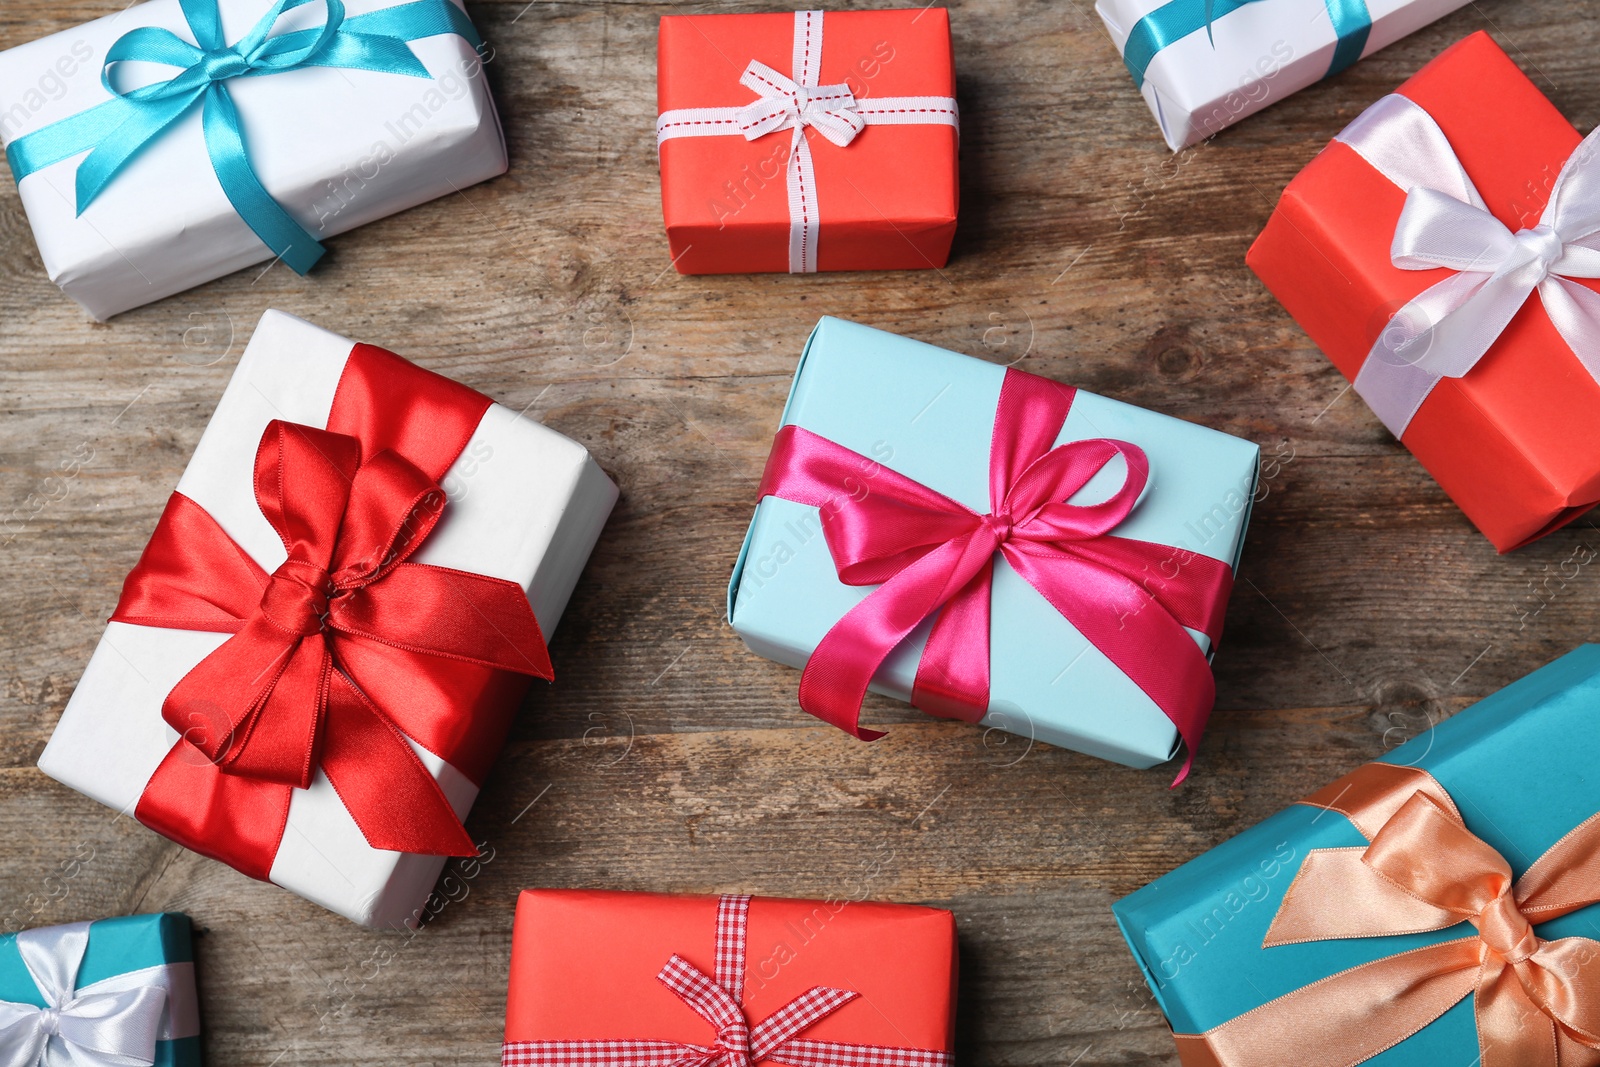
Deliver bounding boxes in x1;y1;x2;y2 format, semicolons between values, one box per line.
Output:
0;922;196;1067
1338;93;1600;437
656;9;960;272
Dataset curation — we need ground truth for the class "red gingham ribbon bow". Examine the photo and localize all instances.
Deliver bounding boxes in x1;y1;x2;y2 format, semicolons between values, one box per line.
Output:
503;895;954;1067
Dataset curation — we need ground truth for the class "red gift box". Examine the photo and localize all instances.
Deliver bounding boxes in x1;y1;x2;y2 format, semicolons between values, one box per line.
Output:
1247;32;1600;552
656;9;959;275
503;890;957;1067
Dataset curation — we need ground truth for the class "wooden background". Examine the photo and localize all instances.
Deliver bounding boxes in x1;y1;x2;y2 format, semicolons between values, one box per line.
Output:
1;0;1597;1063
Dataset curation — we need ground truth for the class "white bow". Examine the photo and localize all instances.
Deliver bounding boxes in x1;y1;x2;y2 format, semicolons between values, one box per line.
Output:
0;924;167;1067
1339;94;1600;436
734;59;865;149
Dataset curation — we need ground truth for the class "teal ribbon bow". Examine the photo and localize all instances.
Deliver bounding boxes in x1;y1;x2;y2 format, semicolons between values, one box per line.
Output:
5;0;483;274
1121;0;1371;91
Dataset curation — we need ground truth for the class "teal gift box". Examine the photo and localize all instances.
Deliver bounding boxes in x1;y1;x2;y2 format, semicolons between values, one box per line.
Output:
728;317;1259;770
0;913;201;1066
1113;645;1600;1067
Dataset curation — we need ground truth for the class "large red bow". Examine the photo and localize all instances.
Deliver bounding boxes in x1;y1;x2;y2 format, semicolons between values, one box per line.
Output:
758;368;1234;781
111;344;553;878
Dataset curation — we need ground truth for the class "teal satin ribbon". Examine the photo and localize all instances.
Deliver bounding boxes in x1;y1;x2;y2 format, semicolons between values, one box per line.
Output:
5;0;483;274
1121;0;1371;91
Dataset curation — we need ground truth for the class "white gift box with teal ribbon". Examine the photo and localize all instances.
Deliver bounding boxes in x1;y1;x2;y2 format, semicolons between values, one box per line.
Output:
1096;0;1470;151
0;914;201;1067
0;0;505;319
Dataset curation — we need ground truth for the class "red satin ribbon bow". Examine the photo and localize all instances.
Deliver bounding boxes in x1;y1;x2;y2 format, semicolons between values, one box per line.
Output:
501;895;953;1067
1173;762;1600;1067
111;344;552;879
757;367;1234;781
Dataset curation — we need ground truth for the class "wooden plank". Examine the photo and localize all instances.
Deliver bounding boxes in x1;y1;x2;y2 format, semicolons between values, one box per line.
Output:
0;0;1596;1062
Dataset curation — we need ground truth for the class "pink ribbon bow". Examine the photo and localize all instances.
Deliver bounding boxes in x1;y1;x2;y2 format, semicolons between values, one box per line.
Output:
757;367;1236;781
502;895;952;1067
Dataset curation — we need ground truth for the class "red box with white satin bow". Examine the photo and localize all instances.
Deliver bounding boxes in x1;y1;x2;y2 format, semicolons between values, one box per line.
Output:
503;890;957;1067
656;9;959;275
1247;32;1600;552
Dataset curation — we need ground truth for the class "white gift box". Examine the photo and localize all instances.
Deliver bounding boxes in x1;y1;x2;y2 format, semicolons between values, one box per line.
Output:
0;0;505;319
39;309;618;928
1095;0;1470;151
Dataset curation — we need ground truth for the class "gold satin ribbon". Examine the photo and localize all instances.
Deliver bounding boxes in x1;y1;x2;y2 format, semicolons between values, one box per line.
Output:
1172;763;1600;1067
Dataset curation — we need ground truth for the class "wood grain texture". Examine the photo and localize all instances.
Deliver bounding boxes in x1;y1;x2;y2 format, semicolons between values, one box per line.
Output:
1;0;1598;1063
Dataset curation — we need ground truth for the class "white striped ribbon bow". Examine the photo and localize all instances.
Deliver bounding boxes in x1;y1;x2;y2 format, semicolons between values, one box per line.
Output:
502;895;954;1067
656;10;959;273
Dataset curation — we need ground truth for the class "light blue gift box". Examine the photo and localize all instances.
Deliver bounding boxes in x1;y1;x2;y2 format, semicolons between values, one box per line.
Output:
0;913;201;1067
727;317;1260;768
1113;645;1600;1065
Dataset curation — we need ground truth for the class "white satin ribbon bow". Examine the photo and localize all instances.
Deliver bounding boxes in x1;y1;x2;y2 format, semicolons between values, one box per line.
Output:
1338;93;1600;436
656;9;959;273
0;922;192;1067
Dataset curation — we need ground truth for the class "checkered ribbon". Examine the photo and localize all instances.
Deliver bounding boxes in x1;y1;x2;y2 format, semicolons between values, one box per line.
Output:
655;10;959;273
503;895;954;1067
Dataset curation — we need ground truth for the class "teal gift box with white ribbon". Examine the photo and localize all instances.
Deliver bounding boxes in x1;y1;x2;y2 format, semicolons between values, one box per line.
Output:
1095;0;1469;151
0;914;201;1067
0;0;505;319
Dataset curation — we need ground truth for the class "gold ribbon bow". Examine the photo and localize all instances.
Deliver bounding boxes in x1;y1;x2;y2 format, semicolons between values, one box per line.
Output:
1174;763;1600;1067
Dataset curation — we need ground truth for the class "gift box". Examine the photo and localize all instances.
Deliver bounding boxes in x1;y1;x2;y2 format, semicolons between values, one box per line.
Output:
656;9;959;274
1096;0;1471;151
0;914;201;1066
503;890;956;1066
1248;32;1600;552
1113;644;1600;1067
39;309;617;928
728;317;1259;778
0;0;506;320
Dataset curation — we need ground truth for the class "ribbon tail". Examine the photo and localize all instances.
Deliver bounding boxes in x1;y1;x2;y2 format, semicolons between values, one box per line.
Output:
160;614;302;770
1263;847;1462;945
72;92;203;214
320;671;476;856
1476;959;1560;1067
750;988;861;1061
910;563;993;723
136;741;295;882
1541;276;1600;387
1003;544;1215;784
798;534;989;740
54;985;167;1067
5;96;141;187
1172;939;1482;1067
344;0;486;53
786;127;818;273
201;82;325;273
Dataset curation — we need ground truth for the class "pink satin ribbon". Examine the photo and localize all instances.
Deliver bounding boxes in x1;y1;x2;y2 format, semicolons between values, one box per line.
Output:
1173;762;1600;1067
758;367;1235;782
